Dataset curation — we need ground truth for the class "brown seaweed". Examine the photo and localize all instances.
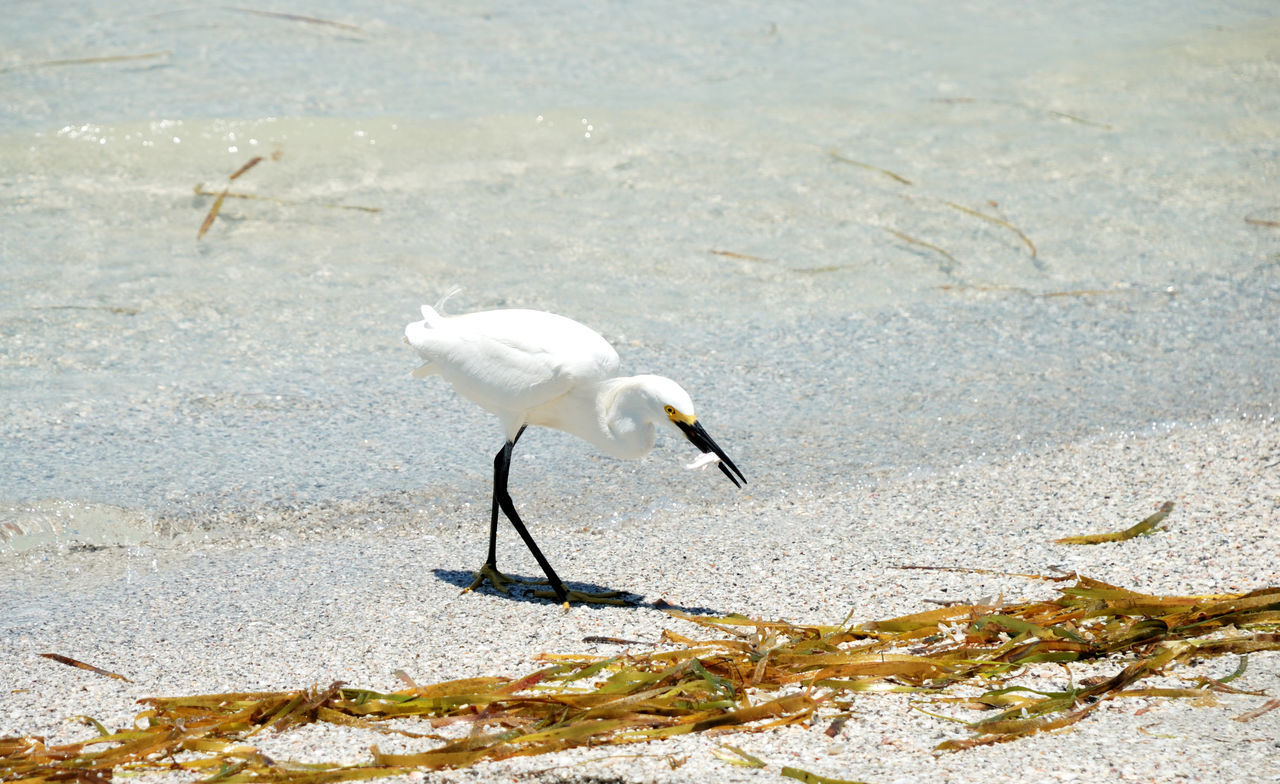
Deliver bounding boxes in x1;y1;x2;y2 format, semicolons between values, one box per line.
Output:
5;576;1278;782
827;150;913;185
0;51;170;74
1055;502;1174;545
883;228;958;273
37;654;131;683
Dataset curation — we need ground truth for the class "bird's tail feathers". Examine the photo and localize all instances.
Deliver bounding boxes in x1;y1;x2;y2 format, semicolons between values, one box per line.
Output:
418;304;444;325
405;317;440;377
416;285;461;326
406;289;460;378
434;286;463;313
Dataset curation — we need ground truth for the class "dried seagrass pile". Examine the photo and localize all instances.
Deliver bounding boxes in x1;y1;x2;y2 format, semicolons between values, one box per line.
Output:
4;574;1278;783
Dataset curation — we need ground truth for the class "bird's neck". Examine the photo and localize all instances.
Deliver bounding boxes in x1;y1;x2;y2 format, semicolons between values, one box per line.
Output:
591;377;660;460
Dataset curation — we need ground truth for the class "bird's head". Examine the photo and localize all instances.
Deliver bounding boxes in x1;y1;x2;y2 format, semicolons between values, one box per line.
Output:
635;375;747;488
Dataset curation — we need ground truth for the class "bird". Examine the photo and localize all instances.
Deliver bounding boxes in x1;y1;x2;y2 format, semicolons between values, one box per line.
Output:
404;300;746;605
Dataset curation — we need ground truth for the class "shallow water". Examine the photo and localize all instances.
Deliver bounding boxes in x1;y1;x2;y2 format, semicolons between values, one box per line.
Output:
2;2;1278;552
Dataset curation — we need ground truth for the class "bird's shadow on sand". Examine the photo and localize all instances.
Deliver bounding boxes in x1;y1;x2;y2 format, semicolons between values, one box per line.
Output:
432;569;724;616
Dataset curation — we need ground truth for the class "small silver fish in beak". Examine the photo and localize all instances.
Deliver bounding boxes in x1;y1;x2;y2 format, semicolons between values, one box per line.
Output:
673;417;746;487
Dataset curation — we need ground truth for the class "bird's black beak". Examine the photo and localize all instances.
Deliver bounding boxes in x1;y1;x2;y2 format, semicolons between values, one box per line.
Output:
676;420;746;488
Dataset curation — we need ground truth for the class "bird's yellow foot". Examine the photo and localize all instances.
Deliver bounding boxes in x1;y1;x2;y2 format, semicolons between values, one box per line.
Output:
462;564;549;596
534;587;633;606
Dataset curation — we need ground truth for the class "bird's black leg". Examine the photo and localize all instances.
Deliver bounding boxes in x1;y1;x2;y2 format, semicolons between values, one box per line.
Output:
467;429;629;606
501;437;630;606
464;430;540;597
488;434;575;603
482;426;526;567
483;450;503;569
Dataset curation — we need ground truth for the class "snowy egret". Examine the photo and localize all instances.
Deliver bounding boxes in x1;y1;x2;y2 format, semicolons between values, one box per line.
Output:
405;303;746;605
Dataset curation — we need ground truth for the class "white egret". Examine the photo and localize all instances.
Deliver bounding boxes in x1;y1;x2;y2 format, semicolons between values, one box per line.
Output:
404;302;746;605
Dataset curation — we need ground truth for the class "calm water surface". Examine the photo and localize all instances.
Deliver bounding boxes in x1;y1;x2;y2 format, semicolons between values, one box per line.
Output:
2;2;1277;549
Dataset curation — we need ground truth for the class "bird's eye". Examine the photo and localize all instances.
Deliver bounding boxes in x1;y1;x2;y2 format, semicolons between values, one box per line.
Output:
664;405;674;415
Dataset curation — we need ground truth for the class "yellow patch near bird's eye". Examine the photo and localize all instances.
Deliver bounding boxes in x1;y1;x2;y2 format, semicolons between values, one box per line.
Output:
665;406;697;425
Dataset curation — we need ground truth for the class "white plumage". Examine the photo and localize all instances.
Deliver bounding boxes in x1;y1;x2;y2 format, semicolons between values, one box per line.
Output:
405;303;745;605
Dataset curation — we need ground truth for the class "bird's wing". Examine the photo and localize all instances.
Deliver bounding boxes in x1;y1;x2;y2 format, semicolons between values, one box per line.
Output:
407;309;620;413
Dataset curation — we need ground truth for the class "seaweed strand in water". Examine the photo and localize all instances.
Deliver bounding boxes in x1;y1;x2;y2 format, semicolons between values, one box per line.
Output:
195;153;380;239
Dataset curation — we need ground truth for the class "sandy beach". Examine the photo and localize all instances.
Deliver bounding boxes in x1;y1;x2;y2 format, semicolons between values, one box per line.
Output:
3;417;1277;782
3;3;1279;782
